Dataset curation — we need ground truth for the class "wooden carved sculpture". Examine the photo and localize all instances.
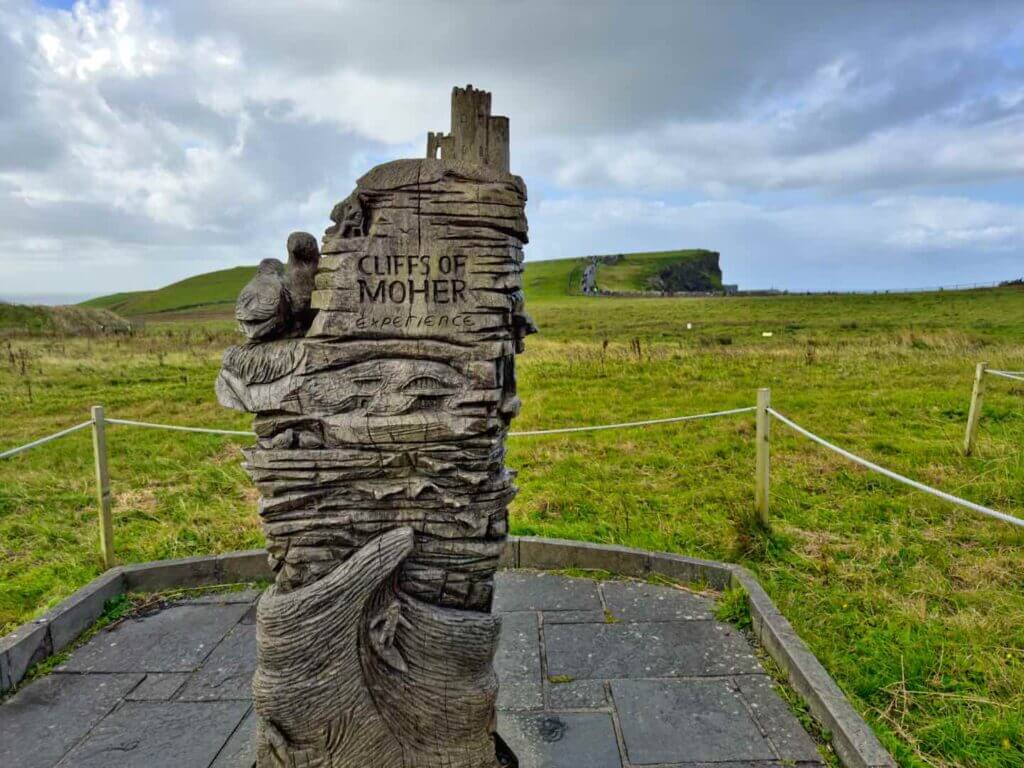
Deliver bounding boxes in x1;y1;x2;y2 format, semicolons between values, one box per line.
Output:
218;85;534;767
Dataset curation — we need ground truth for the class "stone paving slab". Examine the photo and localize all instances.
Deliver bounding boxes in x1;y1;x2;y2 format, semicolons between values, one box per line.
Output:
495;611;544;711
736;674;823;764
0;672;144;768
0;573;825;768
125;672;189;701
494;571;603;612
544;620;761;679
177;623;256;701
611;678;778;764
210;709;256;768
55;700;250;768
497;711;621;768
601;579;715;622
545;678;607;709
57;603;250;673
540;609;607;624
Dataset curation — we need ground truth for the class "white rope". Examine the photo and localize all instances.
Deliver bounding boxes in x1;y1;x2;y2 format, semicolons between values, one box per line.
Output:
105;418;256;437
508;406;756;436
99;408;754;439
987;370;1024;382
767;408;1024;529
0;420;94;460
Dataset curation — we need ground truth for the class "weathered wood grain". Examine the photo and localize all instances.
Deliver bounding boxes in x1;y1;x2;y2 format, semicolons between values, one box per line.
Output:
217;87;532;766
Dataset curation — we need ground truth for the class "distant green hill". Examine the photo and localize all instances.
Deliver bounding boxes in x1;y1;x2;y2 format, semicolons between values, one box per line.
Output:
81;266;257;317
80;250;718;316
79;291;149;313
0;303;131;335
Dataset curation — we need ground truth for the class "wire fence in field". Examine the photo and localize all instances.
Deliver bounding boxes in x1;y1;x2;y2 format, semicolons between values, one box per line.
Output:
1;362;1022;566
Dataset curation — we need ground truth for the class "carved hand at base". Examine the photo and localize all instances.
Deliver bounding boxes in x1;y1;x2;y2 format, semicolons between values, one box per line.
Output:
253;527;502;768
253;527;413;767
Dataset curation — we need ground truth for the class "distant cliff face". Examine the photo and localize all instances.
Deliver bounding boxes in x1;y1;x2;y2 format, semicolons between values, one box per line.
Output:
647;250;722;293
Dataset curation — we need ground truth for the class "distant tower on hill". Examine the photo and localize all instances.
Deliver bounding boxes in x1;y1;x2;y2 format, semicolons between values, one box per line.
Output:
426;85;510;172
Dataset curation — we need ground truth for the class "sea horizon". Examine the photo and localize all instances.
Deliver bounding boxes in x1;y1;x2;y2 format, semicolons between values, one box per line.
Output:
1;293;95;307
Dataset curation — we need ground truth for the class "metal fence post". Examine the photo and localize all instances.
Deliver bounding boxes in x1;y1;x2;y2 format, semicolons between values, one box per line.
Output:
963;362;988;456
755;388;771;529
91;405;115;568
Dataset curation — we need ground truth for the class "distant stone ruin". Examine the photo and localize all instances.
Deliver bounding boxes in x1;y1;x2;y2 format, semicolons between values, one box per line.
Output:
218;86;532;767
581;260;598;294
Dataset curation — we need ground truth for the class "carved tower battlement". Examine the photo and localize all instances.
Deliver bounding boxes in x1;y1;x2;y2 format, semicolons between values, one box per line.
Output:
426;85;510;172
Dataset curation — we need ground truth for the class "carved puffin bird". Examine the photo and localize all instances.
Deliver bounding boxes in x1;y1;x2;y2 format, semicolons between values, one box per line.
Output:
283;231;320;331
235;232;320;341
235;258;289;341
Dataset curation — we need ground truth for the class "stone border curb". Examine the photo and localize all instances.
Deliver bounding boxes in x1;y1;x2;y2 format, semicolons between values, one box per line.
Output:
0;549;262;695
0;539;895;768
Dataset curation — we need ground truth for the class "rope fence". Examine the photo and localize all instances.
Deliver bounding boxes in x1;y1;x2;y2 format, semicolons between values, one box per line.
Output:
1;363;1021;565
508;406;755;436
106;417;256;437
768;407;1023;529
0;420;93;461
986;369;1024;382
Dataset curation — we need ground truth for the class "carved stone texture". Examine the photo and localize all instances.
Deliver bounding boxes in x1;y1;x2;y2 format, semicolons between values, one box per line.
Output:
217;86;534;767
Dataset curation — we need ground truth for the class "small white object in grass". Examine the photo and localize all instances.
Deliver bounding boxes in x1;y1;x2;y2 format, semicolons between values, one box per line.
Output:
686;322;693;330
762;331;773;337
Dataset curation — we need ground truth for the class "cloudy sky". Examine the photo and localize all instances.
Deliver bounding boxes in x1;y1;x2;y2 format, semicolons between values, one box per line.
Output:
2;0;1023;301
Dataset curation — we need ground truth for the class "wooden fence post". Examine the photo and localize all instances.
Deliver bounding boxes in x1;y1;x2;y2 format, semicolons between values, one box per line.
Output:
963;362;988;456
755;388;771;529
91;405;115;568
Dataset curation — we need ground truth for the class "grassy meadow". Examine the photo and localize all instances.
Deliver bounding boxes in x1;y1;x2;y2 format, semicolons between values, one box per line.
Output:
2;268;1024;767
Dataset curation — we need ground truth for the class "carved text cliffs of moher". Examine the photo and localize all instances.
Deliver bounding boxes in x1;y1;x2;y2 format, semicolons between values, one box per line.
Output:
217;85;535;768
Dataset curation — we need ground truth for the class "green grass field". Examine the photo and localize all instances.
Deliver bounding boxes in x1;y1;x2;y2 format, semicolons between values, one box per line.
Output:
3;270;1024;767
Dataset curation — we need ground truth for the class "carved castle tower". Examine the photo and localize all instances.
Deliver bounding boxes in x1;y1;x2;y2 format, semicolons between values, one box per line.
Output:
426;85;510;172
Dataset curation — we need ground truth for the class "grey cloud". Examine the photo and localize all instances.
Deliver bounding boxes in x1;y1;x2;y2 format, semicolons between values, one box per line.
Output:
164;1;1023;134
1;0;1023;296
0;179;230;246
0;19;63;171
95;74;239;159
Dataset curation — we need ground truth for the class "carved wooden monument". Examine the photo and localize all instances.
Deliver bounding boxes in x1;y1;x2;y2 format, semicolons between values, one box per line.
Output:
218;85;534;767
